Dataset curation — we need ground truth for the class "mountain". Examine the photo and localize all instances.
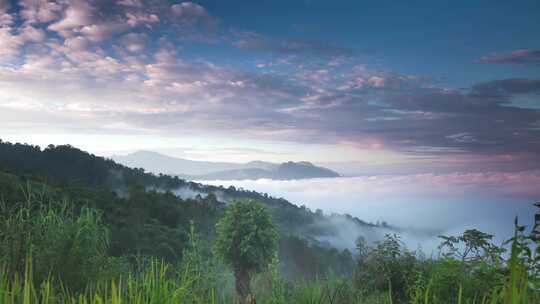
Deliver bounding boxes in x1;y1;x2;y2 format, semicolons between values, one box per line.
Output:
245;160;278;171
111;150;248;176
112;151;340;180
274;161;340;180
190;161;340;180
188;168;272;180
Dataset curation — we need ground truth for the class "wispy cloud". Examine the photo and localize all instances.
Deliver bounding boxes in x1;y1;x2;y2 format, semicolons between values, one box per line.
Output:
476;49;540;66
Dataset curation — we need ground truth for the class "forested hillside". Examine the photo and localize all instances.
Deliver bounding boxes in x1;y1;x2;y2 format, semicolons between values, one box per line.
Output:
0;140;358;279
1;139;539;303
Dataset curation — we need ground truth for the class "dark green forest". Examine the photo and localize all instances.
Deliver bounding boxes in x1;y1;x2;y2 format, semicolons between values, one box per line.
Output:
0;139;539;303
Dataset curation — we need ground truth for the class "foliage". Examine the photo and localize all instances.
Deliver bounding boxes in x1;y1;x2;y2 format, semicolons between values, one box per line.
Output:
0;258;224;304
0;188;125;291
180;221;233;301
438;229;505;265
354;234;417;303
0;140;366;278
1;140;540;303
214;199;278;299
0;196;540;303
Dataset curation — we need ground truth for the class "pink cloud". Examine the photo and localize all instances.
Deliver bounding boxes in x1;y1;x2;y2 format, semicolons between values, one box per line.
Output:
0;2;13;26
118;0;143;7
125;11;159;27
20;26;46;42
172;2;208;18
48;1;94;34
368;76;386;88
477;49;540;66
80;21;130;42
171;2;213;26
0;27;23;61
20;0;63;24
121;32;147;53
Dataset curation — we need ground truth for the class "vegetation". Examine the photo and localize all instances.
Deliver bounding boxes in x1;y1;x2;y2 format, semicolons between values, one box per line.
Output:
0;140;356;280
0;140;539;303
1;194;539;303
214;199;278;301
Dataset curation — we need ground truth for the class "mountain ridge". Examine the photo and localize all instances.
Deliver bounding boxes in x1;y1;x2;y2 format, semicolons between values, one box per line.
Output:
112;151;340;180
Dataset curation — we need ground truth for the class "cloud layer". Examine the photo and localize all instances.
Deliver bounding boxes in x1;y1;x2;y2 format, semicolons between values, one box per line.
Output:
477;49;540;66
201;172;539;250
0;1;539;170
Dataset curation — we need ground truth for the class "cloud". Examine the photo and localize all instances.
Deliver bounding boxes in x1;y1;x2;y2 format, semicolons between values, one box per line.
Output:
447;132;476;143
0;0;539;171
2;30;540;163
42;0;209;43
230;30;352;57
0;28;23;61
201;173;539;250
8;35;539;164
477;49;540;66
121;32;147;53
0;1;14;26
171;2;211;24
45;1;141;42
80;22;131;42
118;0;143;7
47;1;94;34
19;25;46;42
125;11;159;27
470;78;540;98
20;0;63;24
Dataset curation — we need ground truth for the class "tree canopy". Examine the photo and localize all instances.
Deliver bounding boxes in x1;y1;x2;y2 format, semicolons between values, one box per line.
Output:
214;199;278;299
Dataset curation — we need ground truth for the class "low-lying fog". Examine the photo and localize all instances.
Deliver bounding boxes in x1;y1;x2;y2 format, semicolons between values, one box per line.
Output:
200;170;539;254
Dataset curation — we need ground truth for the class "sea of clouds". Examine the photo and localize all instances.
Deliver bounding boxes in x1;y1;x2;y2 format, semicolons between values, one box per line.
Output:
200;170;540;253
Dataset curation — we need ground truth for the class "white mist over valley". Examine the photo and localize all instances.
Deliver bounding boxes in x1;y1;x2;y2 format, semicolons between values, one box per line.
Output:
200;172;539;253
110;150;539;253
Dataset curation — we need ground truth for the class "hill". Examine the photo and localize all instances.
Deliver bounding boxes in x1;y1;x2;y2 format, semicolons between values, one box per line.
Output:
0;139;378;279
112;151;340;180
111;150;252;176
182;161;340;180
1;139;537;303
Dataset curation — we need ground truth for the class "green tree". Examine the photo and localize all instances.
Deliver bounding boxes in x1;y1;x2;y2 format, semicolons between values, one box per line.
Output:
354;234;417;303
438;229;505;265
214;199;278;301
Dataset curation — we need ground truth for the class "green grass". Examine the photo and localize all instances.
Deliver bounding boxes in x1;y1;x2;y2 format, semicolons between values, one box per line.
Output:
1;189;539;303
0;259;223;304
1;252;539;304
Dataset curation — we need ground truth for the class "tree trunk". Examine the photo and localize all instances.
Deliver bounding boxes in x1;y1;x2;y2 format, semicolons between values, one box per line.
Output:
234;268;251;302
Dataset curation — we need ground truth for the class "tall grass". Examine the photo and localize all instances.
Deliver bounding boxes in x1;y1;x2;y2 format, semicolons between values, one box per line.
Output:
1;189;539;303
1;238;539;304
0;258;220;304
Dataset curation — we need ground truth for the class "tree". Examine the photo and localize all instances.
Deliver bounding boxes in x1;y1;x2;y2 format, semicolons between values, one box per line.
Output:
214;199;278;301
354;234;417;302
438;229;505;265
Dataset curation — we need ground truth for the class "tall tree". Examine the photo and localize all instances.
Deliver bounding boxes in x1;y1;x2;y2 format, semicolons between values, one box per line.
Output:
214;199;278;301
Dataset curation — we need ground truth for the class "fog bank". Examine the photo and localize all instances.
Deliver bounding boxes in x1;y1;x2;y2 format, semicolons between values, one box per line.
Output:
200;170;539;252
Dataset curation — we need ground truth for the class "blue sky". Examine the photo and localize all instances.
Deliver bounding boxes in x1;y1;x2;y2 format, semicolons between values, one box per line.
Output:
198;0;540;86
0;0;539;177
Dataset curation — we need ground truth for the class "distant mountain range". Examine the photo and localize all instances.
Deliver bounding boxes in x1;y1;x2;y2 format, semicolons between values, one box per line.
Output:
111;151;340;180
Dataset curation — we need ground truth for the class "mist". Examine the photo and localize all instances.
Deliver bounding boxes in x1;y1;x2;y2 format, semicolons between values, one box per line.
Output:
200;170;539;253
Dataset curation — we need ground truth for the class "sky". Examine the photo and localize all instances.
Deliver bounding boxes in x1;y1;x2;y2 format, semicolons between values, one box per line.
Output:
1;0;540;175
